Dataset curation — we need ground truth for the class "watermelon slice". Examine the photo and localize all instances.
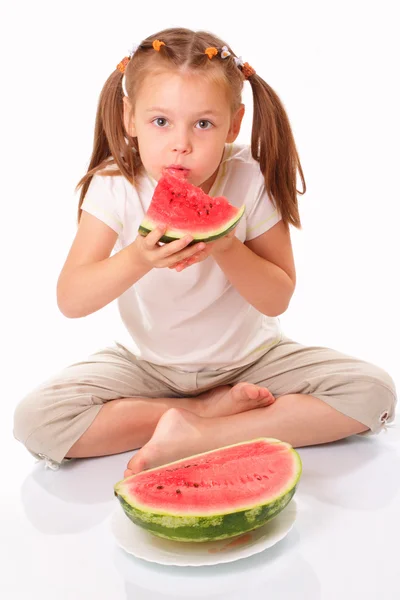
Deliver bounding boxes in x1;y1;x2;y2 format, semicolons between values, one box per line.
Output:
114;438;302;543
138;169;245;245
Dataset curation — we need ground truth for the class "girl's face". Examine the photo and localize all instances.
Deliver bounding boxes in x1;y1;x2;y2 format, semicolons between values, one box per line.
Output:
124;70;244;193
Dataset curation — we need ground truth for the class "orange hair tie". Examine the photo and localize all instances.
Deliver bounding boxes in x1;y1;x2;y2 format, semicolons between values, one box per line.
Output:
153;40;165;52
116;56;130;74
205;47;218;60
242;62;256;79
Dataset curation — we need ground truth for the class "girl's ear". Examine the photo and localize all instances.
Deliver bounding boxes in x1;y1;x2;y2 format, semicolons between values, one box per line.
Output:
226;104;245;143
123;97;137;137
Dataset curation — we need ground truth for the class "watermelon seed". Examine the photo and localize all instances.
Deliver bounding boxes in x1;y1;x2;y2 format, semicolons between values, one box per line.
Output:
255;476;262;481
206;210;210;215
209;203;213;208
156;485;164;489
193;483;199;488
176;489;181;494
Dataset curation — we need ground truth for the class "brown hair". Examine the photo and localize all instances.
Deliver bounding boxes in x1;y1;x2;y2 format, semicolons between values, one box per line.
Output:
76;27;306;228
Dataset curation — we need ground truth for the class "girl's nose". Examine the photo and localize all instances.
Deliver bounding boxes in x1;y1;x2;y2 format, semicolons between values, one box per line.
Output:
172;130;191;154
173;146;190;154
172;143;191;154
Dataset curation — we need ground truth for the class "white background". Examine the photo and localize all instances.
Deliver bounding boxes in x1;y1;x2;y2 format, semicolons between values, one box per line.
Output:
1;1;399;599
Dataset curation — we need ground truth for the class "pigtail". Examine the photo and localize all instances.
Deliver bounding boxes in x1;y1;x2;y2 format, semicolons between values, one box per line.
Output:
75;69;137;222
248;75;306;229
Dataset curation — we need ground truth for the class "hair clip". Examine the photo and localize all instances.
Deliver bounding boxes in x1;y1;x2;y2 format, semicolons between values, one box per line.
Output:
232;56;255;79
205;47;218;59
118;43;141;95
117;43;140;74
220;46;231;59
117;57;130;74
152;40;165;51
242;62;256;79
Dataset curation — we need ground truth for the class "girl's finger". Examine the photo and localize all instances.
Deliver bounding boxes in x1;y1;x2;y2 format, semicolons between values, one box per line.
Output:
163;242;205;266
172;244;212;270
174;253;202;270
144;225;168;248
170;257;189;270
175;262;189;272
161;234;194;257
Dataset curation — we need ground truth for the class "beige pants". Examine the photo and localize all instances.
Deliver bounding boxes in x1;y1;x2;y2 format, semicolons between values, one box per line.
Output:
13;336;397;466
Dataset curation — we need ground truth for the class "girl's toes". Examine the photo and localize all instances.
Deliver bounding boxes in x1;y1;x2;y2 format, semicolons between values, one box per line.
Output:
248;385;260;400
266;391;275;404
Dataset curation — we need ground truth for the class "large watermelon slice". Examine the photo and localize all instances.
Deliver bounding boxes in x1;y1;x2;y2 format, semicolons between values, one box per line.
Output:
138;169;245;245
114;438;302;543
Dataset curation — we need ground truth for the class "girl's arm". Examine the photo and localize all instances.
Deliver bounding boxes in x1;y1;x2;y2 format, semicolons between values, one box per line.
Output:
211;220;296;317
57;212;205;318
57;211;151;318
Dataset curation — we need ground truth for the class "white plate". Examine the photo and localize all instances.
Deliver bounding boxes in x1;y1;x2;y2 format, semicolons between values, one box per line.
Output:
110;499;297;567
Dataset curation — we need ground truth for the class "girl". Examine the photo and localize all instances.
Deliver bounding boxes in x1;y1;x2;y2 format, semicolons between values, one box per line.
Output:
13;28;396;478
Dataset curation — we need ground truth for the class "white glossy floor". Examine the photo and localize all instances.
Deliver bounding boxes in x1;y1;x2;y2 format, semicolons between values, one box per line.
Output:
2;421;399;600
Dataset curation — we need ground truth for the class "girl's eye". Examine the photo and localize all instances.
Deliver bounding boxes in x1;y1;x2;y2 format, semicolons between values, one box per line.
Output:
197;120;213;130
153;118;168;127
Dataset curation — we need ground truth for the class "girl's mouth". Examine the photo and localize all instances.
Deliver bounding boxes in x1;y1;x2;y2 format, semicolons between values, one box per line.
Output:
165;166;190;177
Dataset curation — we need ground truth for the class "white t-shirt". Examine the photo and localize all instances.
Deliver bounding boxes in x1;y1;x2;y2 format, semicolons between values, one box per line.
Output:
81;143;283;371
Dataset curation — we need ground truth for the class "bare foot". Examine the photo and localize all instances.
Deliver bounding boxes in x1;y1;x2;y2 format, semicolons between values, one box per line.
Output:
197;382;275;418
124;408;217;478
123;383;276;478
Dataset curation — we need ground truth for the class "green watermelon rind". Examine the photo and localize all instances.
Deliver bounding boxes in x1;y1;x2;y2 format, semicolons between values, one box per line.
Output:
138;205;245;245
114;438;302;543
117;486;297;542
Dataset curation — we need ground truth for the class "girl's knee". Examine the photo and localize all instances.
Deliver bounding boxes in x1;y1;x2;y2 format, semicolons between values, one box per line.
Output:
358;364;397;433
13;381;101;460
368;364;396;405
13;390;43;446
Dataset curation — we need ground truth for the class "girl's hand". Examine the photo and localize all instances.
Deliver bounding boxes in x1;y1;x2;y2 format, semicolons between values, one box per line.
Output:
134;225;206;269
169;229;237;271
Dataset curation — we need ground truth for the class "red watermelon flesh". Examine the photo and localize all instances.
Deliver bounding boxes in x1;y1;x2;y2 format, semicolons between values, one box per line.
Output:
138;169;245;244
120;439;299;515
